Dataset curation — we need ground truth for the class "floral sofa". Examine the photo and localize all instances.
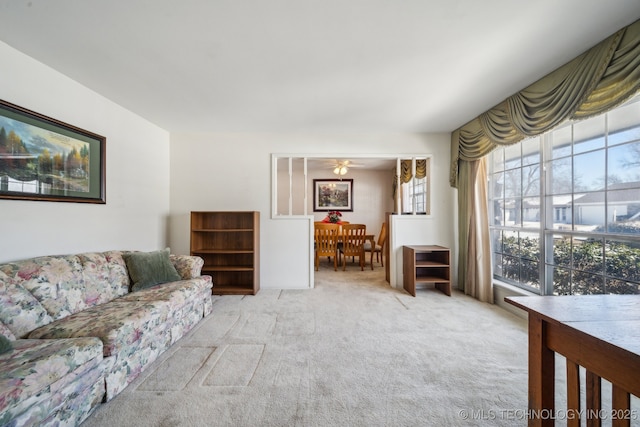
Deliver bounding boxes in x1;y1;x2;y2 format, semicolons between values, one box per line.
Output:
0;249;213;427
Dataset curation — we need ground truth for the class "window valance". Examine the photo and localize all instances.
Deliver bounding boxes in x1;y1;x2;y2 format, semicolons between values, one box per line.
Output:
450;18;640;188
399;159;427;184
392;158;428;203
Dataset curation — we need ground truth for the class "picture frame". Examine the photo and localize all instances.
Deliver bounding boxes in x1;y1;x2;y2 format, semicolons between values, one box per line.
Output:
0;99;106;203
313;179;353;212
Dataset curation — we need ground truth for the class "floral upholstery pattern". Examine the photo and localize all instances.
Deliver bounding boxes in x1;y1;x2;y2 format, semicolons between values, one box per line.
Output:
0;337;104;426
170;254;205;280
42;372;105;427
28;300;171;357
168;300;206;345
118;277;212;310
1;253;133;322
7;255;87;321
0;250;213;424
103;329;172;399
78;252;131;302
0;272;53;338
0;321;15;341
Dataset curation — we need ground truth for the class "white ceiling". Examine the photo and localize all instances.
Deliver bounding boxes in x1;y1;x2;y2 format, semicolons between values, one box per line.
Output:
0;0;639;134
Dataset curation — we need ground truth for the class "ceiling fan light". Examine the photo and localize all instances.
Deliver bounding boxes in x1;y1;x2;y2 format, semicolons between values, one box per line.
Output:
333;166;348;175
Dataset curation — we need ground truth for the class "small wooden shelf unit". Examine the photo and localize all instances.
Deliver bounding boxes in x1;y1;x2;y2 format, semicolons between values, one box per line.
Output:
190;211;260;295
403;245;451;297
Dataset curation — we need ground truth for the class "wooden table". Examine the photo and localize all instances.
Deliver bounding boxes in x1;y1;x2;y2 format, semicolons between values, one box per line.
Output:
506;295;640;427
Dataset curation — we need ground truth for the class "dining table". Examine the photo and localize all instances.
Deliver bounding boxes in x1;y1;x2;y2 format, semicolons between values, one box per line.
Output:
315;232;376;269
505;294;640;427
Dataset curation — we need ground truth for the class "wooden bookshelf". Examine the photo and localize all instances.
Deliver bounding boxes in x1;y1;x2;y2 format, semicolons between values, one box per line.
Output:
190;211;260;295
403;245;450;297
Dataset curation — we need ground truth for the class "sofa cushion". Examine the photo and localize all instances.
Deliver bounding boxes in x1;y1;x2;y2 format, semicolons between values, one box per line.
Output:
0;335;12;354
27;300;171;357
0;321;15;340
170;254;205;280
2;252;133;324
0;337;103;426
77;252;131;304
1;255;87;321
0;272;53;338
117;277;212;311
123;249;181;291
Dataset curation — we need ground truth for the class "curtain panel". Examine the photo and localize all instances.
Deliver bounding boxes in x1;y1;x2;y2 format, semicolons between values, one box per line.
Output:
450;18;640;188
457;158;492;303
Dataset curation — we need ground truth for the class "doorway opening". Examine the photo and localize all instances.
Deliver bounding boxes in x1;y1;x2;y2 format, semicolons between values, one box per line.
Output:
272;154;432;291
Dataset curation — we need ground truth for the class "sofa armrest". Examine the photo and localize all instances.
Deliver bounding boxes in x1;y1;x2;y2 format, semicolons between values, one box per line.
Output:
169;255;204;280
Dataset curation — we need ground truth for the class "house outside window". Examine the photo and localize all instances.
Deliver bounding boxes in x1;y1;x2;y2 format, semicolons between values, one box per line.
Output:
488;96;640;295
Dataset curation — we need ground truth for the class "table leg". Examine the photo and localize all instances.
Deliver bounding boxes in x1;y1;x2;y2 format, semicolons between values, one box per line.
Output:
586;370;601;427
611;384;631;427
528;313;555;427
566;360;580;427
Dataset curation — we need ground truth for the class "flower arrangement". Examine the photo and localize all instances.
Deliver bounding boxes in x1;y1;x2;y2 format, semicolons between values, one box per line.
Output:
326;210;342;223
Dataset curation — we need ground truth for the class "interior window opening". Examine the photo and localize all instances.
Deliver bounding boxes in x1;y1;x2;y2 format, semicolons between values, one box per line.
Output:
272;155;431;218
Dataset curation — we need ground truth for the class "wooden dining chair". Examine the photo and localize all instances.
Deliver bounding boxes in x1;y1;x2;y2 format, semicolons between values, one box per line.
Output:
314;223;340;271
364;222;387;269
338;224;367;271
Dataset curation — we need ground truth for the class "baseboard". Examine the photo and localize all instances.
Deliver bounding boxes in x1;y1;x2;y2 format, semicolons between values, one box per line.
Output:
493;281;537;320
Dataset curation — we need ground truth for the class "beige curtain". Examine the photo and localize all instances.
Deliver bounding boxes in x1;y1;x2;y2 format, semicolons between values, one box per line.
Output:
450;18;640;301
457;158;492;302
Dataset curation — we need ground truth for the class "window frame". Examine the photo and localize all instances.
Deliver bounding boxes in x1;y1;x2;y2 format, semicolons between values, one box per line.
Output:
488;96;640;295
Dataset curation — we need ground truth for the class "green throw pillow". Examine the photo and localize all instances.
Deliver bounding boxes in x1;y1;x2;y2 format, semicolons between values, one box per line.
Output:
123;248;181;292
0;335;12;355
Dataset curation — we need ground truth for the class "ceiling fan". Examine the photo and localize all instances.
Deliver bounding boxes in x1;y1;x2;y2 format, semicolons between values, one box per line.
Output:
326;159;364;176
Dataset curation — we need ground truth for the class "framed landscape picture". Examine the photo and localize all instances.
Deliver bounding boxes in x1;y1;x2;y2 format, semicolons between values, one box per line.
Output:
313;179;353;211
0;100;106;203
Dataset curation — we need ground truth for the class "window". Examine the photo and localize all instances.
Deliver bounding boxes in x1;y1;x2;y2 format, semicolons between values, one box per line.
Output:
400;158;430;215
488;96;640;295
412;176;428;213
489;136;542;292
401;174;428;214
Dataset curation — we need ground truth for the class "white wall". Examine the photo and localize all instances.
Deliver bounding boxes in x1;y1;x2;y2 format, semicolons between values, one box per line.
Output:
276;165;395;232
169;132;455;289
307;168;395;231
0;41;171;263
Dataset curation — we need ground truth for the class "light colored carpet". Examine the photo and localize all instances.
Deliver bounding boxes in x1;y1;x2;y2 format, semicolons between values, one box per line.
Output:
83;262;533;426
